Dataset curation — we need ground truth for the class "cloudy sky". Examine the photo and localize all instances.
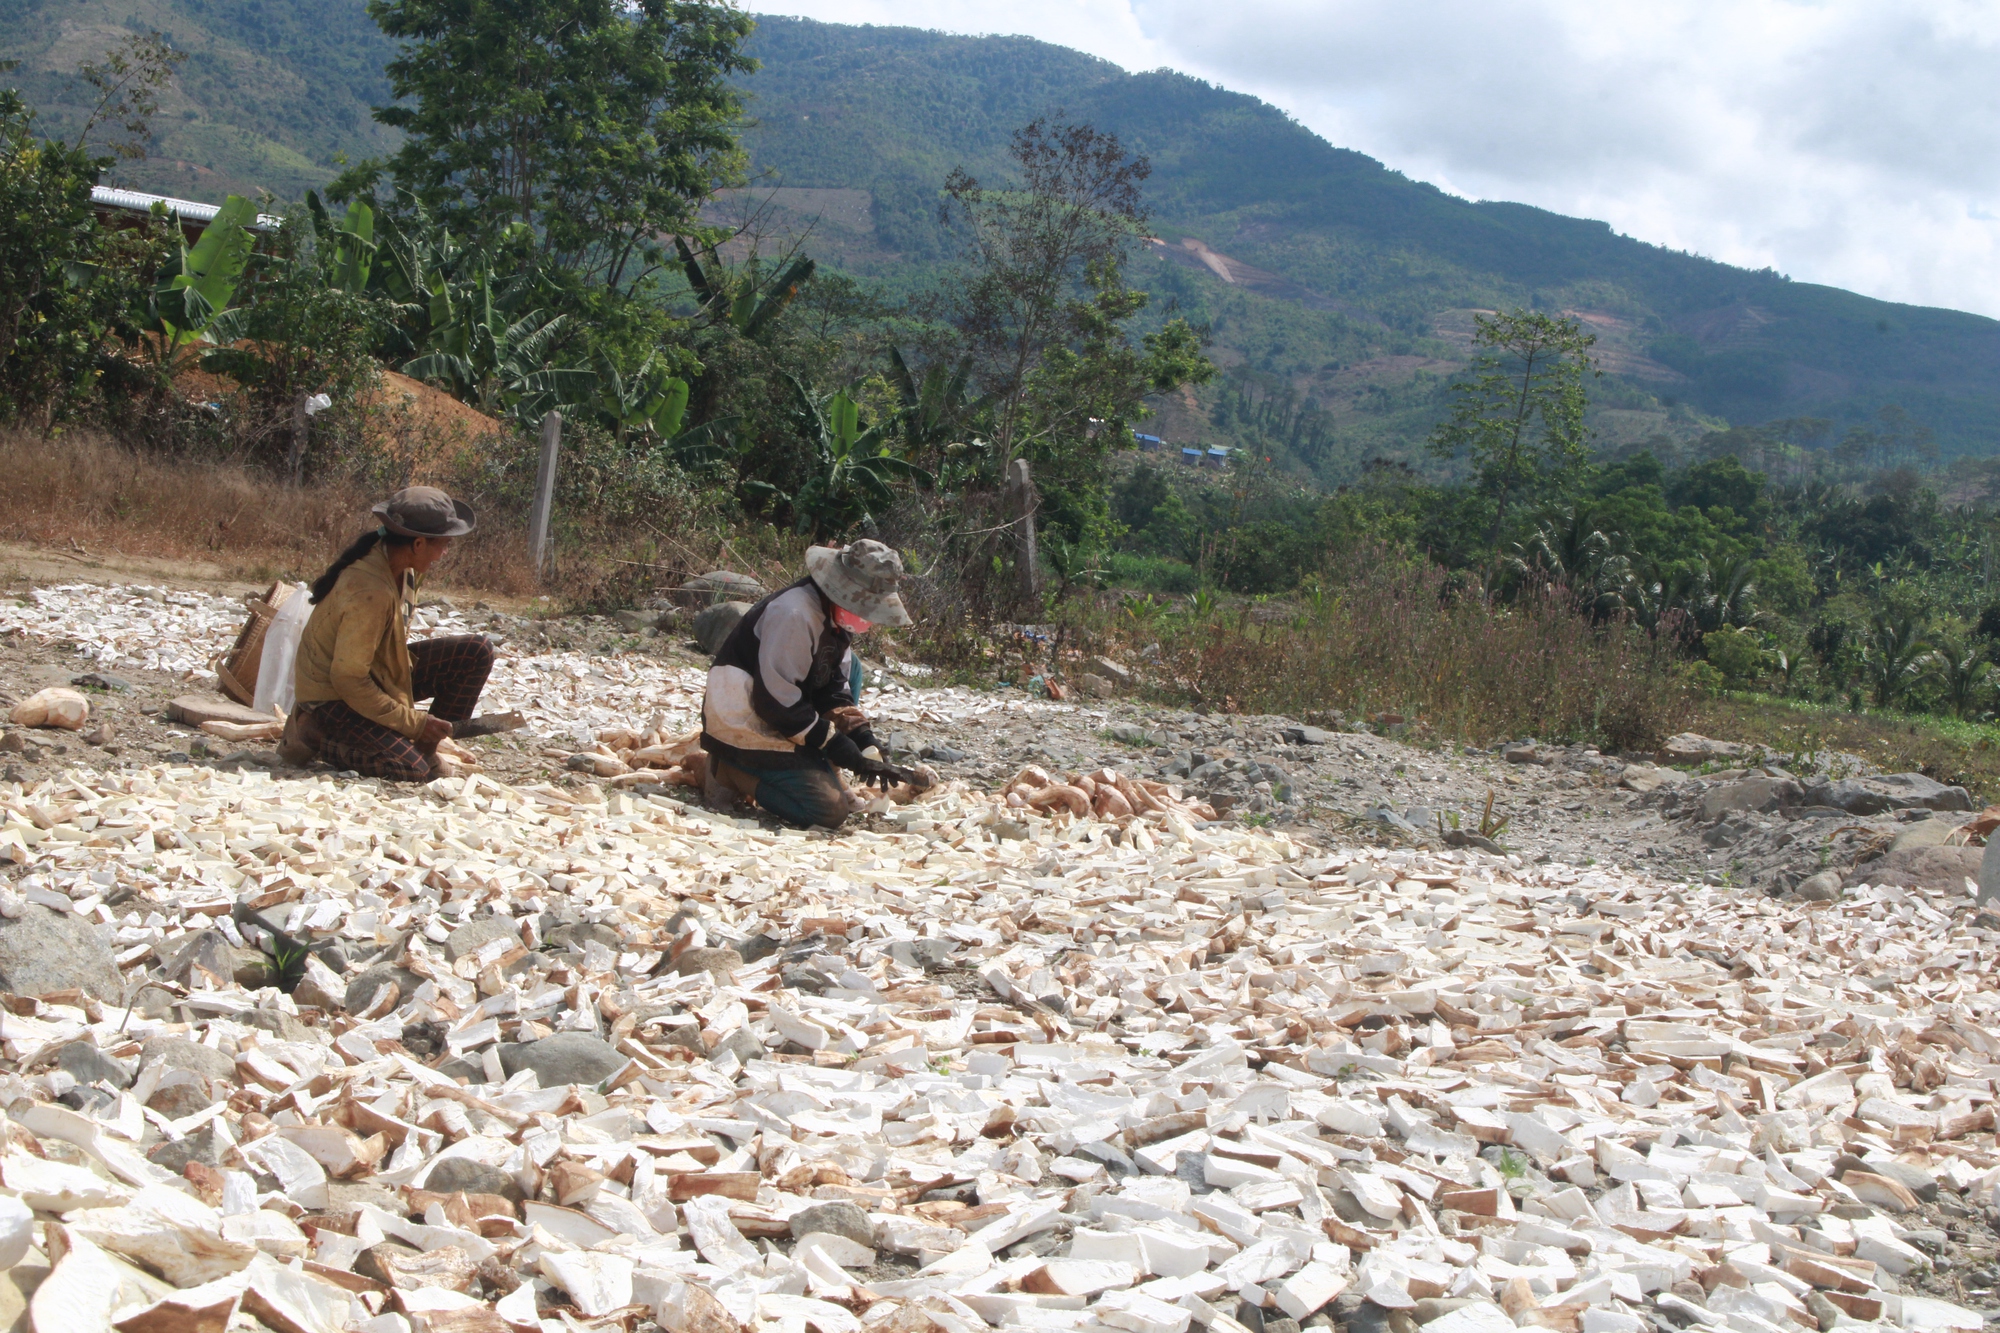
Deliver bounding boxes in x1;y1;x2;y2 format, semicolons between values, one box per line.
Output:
752;0;2000;319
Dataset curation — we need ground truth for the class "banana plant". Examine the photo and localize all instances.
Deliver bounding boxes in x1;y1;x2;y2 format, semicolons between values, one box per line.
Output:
304;190;376;292
403;270;594;421
744;377;933;539
887;345;987;455
676;236;814;342
594;352;687;441
142;193;258;370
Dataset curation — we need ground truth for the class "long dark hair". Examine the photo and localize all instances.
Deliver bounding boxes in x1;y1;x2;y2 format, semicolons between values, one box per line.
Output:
309;528;414;604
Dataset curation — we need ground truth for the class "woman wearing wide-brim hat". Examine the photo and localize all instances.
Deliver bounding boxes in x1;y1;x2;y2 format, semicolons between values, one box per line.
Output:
278;486;494;781
700;539;926;828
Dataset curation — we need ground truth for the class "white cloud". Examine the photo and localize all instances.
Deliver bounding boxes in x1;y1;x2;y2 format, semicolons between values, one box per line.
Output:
752;0;2000;317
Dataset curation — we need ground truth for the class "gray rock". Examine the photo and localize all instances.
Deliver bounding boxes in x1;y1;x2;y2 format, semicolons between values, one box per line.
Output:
56;1040;134;1089
1888;817;1963;855
141;1036;236;1083
737;933;781;964
1412;1301;1476;1325
424;1156;524;1202
1109;723;1157;746
1368;807;1421;837
694;601;754;655
146;1082;213;1120
496;1032;626;1087
1078;673;1117;699
1088;657;1132;687
1502;743;1541;764
1868;1160;1940;1202
147;1123;226;1173
1983;837;2000;908
612;609;654;633
1808;773;1973;815
239;1008;313;1044
1699;778;1803;821
889;938;956;970
0;904;120;1000
921;744;966;763
445;916;521;964
676;571;765;605
712;1027;766;1067
671;946;742;980
1794;870;1843;902
354;1241;425;1286
1281;726;1333;745
433;1057;483;1084
325;1180;409;1216
344;966;421;1015
543;920;622;953
1843;845;1982;893
71;672;133;693
790;1200;874;1247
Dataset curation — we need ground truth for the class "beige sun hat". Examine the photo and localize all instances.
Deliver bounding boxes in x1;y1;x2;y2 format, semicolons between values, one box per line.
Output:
804;540;911;627
372;485;475;539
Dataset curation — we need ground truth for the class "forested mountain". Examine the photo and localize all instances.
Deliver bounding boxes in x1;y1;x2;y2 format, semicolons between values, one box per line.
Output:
733;19;2000;480
7;1;2000;483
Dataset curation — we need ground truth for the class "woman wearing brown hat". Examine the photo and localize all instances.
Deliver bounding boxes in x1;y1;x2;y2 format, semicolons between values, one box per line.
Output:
278;486;494;781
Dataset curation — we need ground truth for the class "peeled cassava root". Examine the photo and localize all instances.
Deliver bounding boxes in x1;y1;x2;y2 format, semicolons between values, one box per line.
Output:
10;687;89;730
1004;761;1214;824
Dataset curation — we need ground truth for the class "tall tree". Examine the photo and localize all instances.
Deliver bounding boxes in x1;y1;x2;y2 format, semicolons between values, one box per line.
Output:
1427;310;1597;567
355;0;756;298
939;117;1211;541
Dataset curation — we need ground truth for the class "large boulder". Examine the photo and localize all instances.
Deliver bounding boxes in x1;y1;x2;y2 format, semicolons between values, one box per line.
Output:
1619;762;1689;794
1845;845;1982;892
445;916;521;964
0;905;120;1000
1888;818;1967;855
672;571;765;609
1699;777;1802;821
694;601;753;655
1657;733;1751;766
1807;773;1972;816
496;1032;626;1087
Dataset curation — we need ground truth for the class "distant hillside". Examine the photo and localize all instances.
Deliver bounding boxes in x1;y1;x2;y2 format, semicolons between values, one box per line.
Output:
0;0;399;202
734;18;2000;480
8;3;2000;483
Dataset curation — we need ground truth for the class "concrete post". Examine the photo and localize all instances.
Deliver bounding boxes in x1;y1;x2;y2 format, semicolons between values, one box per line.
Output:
1006;457;1039;604
528;410;562;579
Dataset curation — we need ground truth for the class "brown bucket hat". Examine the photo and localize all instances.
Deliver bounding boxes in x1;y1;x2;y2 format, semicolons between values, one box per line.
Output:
804;540;910;627
373;486;475;539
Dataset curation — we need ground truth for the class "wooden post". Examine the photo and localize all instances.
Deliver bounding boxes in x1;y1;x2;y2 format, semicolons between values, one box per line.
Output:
287;391;309;485
1006;457;1039;604
528;410;562;580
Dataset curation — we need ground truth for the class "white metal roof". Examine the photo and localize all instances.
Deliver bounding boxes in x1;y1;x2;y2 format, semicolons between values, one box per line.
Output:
90;186;281;230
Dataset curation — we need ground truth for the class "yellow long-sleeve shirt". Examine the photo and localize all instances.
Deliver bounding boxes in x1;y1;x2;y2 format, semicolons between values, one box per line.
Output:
292;544;425;739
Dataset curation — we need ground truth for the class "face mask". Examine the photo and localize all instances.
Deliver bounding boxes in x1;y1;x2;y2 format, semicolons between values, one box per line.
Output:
832;605;872;633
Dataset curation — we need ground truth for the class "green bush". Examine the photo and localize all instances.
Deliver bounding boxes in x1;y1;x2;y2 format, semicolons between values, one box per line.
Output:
1103;552;1199;593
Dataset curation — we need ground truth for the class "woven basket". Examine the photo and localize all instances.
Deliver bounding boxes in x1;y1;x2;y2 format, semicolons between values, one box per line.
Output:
212;581;294;706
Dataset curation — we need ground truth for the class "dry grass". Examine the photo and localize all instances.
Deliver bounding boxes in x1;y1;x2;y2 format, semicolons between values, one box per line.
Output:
1065;548;1696;751
0;429;664;603
0;429;378;578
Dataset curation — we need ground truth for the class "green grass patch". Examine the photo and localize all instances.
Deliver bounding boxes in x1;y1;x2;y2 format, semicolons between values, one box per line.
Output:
1696;691;2000;803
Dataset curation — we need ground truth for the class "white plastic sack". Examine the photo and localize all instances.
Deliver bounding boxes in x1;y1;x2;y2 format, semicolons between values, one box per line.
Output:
253;582;312;718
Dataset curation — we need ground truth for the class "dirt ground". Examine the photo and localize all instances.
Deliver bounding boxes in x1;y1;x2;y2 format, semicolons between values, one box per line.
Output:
2;540;1977;912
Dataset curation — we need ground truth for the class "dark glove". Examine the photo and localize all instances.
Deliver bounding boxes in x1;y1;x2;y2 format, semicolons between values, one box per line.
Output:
823;733;918;790
845;723;881;753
